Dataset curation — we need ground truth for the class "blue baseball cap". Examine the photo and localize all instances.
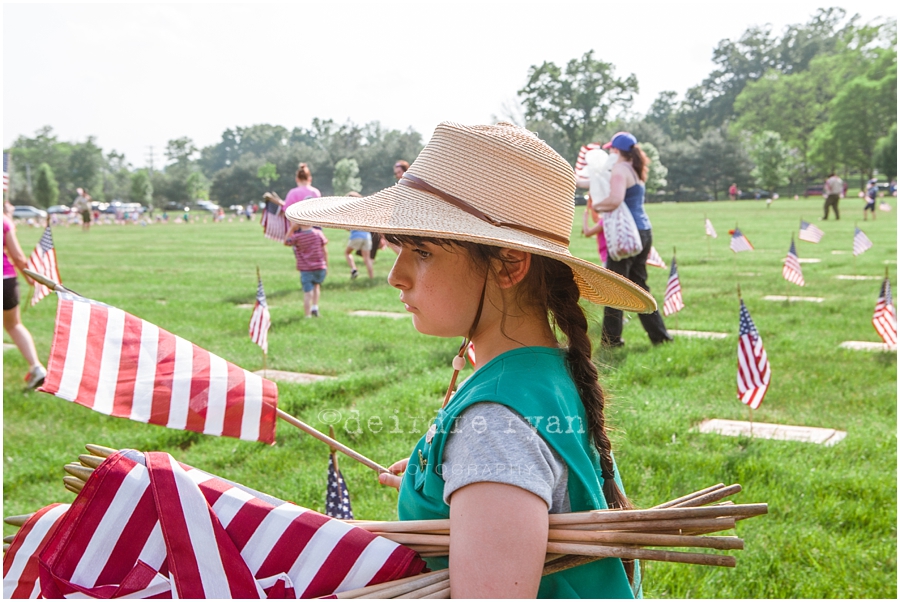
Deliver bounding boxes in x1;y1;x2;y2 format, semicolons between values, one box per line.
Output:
602;132;637;152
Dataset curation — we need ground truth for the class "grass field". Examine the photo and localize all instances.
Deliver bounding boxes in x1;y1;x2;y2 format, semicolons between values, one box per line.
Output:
3;198;896;598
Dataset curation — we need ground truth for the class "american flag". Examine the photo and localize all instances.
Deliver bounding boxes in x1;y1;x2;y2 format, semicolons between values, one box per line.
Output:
879;202;892;212
737;300;771;410
466;341;476;368
663;256;684;317
872;277;897;346
3;503;70;598
326;454;354;519
782;239;805;287
574;142;603;187
705;218;717;238
646;246;667;269
260;200;289;241
2;151;9;192
25;226;60;306
4;450;423;598
730;228;753;253
39;291;279;443
853;227;873;256
249;274;271;354
798;220;824;243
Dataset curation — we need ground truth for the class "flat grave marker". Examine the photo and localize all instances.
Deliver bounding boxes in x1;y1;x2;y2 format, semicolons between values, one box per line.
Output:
839;341;896;352
695;418;846;446
349;310;409;319
762;295;824;303
834;275;881;280
254;370;335;384
831;250;849;255
3;343;15;352
669;329;728;340
798;258;821;264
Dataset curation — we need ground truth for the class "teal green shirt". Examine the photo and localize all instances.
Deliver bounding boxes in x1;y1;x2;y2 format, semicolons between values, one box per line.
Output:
397;347;639;598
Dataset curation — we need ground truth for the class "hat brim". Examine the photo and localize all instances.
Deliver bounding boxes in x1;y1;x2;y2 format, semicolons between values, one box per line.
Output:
285;185;657;313
601;142;613;150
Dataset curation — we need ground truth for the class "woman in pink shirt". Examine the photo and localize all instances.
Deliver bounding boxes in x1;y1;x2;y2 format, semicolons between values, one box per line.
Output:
3;203;47;388
282;163;321;212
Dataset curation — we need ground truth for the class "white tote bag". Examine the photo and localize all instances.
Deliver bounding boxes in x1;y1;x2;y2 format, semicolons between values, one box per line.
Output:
602;201;643;261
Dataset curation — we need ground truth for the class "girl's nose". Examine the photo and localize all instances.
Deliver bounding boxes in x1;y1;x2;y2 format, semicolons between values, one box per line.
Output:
387;251;409;290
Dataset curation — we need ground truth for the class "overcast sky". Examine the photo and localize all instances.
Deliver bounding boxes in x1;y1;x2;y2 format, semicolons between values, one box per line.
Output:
3;1;896;169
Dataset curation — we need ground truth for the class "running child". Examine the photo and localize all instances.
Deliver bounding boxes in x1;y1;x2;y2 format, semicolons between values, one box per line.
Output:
284;224;328;317
343;191;374;279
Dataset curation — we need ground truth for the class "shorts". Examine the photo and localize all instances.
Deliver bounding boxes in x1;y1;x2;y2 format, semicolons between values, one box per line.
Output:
865;201;876;211
4;277;19;311
300;269;327;293
347;237;372;252
81;210;91;223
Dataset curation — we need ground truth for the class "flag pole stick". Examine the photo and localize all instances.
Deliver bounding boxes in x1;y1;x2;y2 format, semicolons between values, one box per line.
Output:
22;269;81;297
737;284;753;436
705;214;711;259
275;408;389;474
256;265;268;378
329;425;340;474
673;246;679;331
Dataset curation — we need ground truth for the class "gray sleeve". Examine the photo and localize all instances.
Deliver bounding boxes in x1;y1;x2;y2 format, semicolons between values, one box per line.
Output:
441;402;568;510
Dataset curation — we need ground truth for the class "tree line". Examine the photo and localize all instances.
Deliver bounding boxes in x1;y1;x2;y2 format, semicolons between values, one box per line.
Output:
5;7;895;208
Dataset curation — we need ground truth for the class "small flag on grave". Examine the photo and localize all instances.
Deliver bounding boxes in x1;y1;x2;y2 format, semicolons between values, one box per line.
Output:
326;453;354;520
663;256;684;317
39;291;279;443
646;246;666;269
853;227;873;256
737;299;771;410
705;218;717;239
782;239;805;286
249;272;271;354
872;276;897;346
798;220;824;243
730;228;753;253
25;226;61;306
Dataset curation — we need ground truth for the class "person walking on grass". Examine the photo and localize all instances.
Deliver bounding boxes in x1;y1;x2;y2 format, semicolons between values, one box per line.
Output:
592;132;672;348
822;172;843;220
3;202;47;388
72;188;92;232
864;179;878;221
285;121;653;598
582;200;607;267
343;192;374;280
284;223;328;317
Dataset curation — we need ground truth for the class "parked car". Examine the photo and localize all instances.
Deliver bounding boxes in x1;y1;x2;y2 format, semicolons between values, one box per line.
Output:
227;204;244;214
47;205;71;214
192;200;221;213
573;193;588;207
11;205;47;219
739;189;773;200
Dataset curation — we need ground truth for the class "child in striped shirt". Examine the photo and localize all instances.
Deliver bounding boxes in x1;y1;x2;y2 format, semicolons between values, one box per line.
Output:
285;226;329;317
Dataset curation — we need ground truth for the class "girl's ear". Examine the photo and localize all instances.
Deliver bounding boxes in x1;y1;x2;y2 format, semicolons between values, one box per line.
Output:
496;249;531;289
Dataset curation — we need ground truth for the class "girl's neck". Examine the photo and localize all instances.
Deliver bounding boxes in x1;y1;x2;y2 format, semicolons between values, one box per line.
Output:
469;310;558;369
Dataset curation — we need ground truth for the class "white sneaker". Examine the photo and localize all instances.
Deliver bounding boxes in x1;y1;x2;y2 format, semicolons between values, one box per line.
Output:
25;365;47;389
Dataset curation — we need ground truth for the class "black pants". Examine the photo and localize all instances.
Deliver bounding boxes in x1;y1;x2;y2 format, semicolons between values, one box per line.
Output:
823;195;840;220
602;229;672;345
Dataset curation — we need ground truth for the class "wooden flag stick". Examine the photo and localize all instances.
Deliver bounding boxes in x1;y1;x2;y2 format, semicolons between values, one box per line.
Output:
329;425;340;474
275;408;389;474
22;268;82;297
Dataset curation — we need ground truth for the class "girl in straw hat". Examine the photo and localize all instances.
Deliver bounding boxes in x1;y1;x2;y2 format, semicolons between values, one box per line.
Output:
286;122;655;598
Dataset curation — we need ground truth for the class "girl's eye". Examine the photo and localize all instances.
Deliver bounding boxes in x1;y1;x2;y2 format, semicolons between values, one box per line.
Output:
413;248;431;259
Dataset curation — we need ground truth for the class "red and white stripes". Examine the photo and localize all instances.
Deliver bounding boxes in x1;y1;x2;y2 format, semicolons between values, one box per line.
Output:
2;504;69;598
40;292;277;444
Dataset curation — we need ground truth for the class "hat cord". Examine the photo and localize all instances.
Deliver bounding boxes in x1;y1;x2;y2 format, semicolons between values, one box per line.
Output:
441;271;489;408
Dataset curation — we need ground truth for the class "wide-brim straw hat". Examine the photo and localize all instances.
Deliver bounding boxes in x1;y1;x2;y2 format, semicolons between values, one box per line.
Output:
285;122;656;313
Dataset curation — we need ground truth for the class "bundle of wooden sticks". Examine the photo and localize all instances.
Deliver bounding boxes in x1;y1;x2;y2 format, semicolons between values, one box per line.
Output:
4;444;767;599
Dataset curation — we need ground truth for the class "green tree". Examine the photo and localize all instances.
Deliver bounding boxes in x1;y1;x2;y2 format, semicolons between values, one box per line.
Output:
68;136;105;201
332;158;362;196
874;123;897;180
257;162;278;189
130;170;153;207
694;127;754;200
641;142;668;194
33;163;59;208
748;131;792;192
165;137;198;168
518;50;638;163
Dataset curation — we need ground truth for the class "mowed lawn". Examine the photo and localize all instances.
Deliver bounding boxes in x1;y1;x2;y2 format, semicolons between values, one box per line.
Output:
3;198;896;598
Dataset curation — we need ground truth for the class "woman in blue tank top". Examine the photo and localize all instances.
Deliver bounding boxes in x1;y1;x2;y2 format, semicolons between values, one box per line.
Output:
592;132;672;347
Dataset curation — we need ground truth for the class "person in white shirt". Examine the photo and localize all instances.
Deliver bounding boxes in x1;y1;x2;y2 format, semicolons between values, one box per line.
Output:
823;172;843;220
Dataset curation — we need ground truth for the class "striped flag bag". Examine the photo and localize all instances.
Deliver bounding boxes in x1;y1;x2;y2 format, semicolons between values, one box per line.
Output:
39;292;278;444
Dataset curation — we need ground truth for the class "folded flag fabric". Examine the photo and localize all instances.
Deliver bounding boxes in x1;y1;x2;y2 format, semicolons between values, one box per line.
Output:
730;228;753;253
737;300;771;410
853;227;873;256
261;200;289;241
39;291;278;443
466;341;477;368
663;256;684;317
873;277;897;346
4;450;424;599
249;274;271;354
2;504;70;598
25;226;60;306
782;239;805;286
573;142;603;188
326;454;354;520
705;218;717;239
646;246;666;269
798;220;824;243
